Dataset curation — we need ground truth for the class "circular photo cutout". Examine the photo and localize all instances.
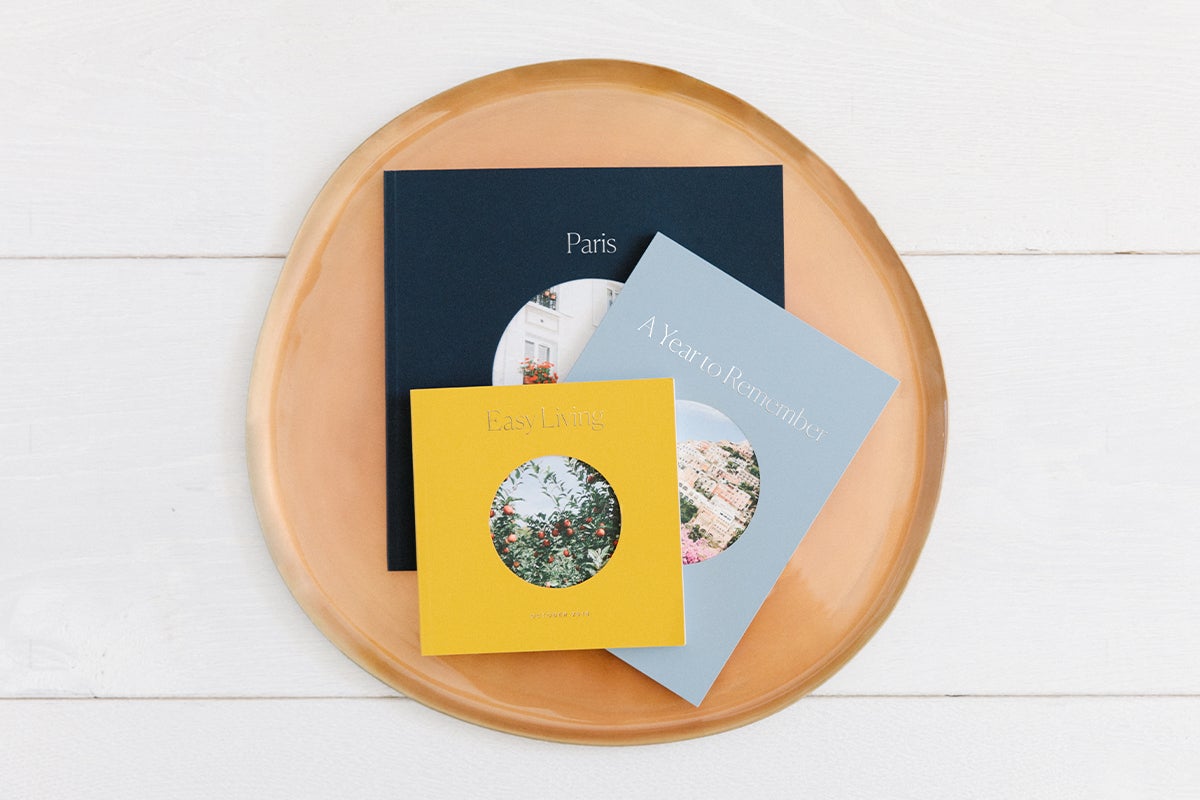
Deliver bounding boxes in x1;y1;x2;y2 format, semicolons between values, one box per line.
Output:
676;400;761;565
490;455;621;588
491;278;624;386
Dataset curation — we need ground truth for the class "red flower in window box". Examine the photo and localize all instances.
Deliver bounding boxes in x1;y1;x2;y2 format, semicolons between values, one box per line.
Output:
519;358;558;384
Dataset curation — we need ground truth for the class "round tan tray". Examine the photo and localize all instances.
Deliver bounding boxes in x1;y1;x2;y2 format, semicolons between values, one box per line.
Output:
247;59;946;744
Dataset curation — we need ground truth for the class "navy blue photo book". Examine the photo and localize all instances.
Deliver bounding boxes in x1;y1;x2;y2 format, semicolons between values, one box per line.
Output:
384;166;784;570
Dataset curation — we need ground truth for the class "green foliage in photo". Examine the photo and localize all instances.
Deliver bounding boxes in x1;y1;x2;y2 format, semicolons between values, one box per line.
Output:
490;456;621;588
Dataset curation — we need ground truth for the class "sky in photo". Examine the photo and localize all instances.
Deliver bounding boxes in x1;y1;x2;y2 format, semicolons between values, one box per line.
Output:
675;399;749;445
499;455;593;520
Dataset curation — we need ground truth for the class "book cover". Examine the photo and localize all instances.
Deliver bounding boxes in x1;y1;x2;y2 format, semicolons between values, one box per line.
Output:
385;165;785;569
409;378;685;656
567;234;899;704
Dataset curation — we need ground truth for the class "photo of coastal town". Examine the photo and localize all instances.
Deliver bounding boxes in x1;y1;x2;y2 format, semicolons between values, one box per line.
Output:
675;400;761;565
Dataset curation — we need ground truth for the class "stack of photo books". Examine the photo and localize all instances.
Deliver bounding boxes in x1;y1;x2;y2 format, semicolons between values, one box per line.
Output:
386;166;897;706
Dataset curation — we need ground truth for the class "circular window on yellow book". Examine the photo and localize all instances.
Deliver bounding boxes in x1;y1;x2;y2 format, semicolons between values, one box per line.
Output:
489;455;621;588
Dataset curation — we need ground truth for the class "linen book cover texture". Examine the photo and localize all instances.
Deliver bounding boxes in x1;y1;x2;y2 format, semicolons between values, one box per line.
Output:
410;379;685;656
567;234;899;704
384;165;784;569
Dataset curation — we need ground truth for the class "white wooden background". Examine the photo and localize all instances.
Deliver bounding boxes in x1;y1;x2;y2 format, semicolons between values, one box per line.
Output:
2;2;1198;797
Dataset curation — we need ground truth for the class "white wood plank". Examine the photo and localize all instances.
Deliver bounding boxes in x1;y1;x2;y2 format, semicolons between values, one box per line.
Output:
0;259;385;698
1;2;1197;257
1;696;1197;798
1;255;1197;698
821;253;1200;695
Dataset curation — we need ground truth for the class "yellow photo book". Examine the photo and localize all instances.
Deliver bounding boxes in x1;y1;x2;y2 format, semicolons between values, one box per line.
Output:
410;378;684;656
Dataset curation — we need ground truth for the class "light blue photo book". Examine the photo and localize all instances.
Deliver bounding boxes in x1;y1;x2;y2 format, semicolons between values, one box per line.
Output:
568;233;899;705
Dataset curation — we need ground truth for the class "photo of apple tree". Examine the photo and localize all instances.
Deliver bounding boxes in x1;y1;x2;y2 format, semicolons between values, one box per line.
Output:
490;455;621;588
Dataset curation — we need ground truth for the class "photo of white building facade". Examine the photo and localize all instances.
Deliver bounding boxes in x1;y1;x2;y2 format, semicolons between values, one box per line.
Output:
491;279;623;385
